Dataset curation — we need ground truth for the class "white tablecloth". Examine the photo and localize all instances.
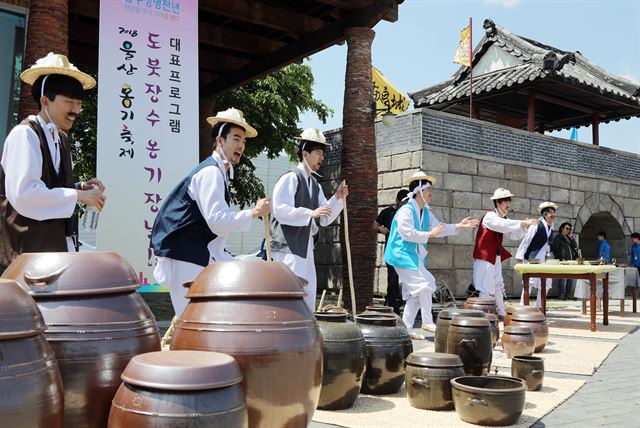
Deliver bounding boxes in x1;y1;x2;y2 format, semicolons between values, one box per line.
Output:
574;267;639;299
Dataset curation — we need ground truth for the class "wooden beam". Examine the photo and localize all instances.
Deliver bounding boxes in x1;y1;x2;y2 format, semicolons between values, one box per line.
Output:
199;48;251;72
518;89;596;114
314;0;373;9
200;0;324;35
199;24;285;55
592;114;600;146
200;0;401;97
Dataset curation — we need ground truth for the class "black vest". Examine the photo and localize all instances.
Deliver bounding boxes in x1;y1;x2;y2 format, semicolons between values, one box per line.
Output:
0;118;75;266
524;222;552;260
150;157;229;267
269;169;320;258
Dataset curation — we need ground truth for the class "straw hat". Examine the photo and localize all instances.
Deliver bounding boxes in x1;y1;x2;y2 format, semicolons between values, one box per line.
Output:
490;188;515;200
406;170;437;186
539;201;558;211
206;108;257;138
20;52;96;90
296;128;330;146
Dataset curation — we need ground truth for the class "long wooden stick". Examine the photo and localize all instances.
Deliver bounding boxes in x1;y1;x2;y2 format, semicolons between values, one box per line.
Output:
161;315;177;348
317;289;327;312
264;213;272;261
342;186;357;316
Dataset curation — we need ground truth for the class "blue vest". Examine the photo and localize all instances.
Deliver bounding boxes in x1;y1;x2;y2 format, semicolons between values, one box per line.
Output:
524;222;552;260
383;203;430;270
150;157;229;267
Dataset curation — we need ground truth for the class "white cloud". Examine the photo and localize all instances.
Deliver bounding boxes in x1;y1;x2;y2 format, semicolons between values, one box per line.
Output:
484;0;522;8
619;73;640;85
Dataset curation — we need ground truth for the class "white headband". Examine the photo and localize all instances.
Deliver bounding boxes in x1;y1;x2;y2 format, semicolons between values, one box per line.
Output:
403;180;432;201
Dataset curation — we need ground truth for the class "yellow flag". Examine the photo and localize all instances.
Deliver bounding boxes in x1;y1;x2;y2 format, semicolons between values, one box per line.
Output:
453;26;471;66
372;66;409;117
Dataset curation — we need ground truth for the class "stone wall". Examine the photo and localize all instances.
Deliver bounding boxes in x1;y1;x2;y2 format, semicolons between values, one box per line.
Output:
317;108;640;298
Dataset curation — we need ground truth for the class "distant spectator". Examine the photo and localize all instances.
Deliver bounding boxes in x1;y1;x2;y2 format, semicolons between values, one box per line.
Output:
373;189;409;314
630;232;640;274
597;231;611;263
551;222;578;299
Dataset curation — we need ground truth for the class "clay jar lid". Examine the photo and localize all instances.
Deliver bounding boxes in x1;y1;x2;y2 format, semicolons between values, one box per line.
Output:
355;314;397;326
510;312;546;322
506;305;540;315
121;351;243;390
466;296;496;305
438;308;486;321
314;312;349;322
406;352;463;368
0;279;46;339
3;252;139;296
485;313;498;322
187;260;305;298
364;305;394;313
450;316;490;328
504;326;533;335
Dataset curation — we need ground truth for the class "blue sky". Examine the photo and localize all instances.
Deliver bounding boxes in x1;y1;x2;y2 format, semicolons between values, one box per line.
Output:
298;0;640;154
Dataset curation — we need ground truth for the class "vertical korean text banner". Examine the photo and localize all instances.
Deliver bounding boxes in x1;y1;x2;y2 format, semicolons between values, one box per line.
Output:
97;0;198;291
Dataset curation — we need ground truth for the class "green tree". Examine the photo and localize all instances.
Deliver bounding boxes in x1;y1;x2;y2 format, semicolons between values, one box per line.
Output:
68;67;97;185
212;63;332;207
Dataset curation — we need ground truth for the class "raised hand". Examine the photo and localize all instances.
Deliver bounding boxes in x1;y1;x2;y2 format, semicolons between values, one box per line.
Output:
457;216;480;228
312;206;333;219
429;223;447;238
252;197;271;218
522;218;539;228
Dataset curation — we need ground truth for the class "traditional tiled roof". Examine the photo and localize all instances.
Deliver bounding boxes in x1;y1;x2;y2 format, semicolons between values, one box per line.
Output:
410;19;640;130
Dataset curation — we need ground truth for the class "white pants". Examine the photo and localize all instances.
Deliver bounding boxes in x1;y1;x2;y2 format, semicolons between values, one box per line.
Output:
396;265;436;328
473;258;507;316
272;236;317;312
154;257;205;318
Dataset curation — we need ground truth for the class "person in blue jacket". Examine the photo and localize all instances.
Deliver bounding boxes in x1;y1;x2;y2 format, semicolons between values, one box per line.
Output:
383;171;478;338
597;231;612;263
630;232;640;274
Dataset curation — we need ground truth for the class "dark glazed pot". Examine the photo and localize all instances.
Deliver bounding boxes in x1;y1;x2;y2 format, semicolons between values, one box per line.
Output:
405;352;464;410
2;252;161;428
501;326;535;358
451;376;527;426
447;317;493;376
0;280;63;427
108;351;247;427
355;314;413;395
435;309;485;353
463;296;497;314
361;305;408;331
504;305;541;327
511;355;544;391
171;260;322;428
486;313;500;348
315;312;366;410
509;312;549;353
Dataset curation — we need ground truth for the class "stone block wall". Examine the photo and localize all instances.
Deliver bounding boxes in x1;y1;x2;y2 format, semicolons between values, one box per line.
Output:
317;108;640;299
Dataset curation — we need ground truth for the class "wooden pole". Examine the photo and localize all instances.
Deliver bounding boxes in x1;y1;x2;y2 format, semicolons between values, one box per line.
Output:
317;289;326;312
469;16;473;118
161;315;177;348
264;213;272;261
342;183;357;316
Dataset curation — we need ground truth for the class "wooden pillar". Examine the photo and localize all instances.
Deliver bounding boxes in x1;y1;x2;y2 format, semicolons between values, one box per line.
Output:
472;104;480;119
19;0;69;119
527;94;535;132
341;27;377;313
592;114;600;146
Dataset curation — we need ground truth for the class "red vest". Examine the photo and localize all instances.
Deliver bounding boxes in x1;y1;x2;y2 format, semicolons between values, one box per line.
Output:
473;212;511;264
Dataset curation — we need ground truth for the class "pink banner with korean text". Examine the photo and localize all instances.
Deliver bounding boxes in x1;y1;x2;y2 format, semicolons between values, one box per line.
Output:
97;0;198;292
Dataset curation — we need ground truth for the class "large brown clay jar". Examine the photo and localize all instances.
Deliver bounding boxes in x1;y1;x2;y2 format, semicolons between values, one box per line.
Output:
2;253;161;428
405;352;464;410
447;317;493;375
355;314;413;395
171;260;322;428
501;326;535;358
435;308;485;353
463;296;497;314
504;305;541;327
0;280;63;427
315;312;366;410
108;351;247;427
509;312;549;353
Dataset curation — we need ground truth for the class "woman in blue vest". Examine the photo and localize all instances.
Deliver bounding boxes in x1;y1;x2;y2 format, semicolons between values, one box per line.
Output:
516;201;557;307
384;171;479;338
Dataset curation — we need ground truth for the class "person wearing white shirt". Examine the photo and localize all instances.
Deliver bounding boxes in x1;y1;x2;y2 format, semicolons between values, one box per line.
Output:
0;53;105;272
472;188;539;317
516;201;558;307
384;171;479;337
150;108;271;316
270;128;348;312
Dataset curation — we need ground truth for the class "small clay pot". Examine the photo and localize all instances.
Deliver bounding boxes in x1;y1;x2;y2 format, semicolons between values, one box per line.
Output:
463;297;497;314
509;312;549;353
511;356;544;391
504;305;541;327
501;326;535;358
405;352;464;411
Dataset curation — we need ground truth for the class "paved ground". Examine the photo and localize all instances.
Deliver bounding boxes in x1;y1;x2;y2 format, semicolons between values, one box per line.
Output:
310;304;640;428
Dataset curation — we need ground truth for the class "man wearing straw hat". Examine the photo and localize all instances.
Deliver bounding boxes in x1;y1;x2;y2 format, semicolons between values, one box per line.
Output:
150;108;271;316
270;128;348;311
0;53;106;272
472;188;539;318
516;201;558;308
384;171;479;337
